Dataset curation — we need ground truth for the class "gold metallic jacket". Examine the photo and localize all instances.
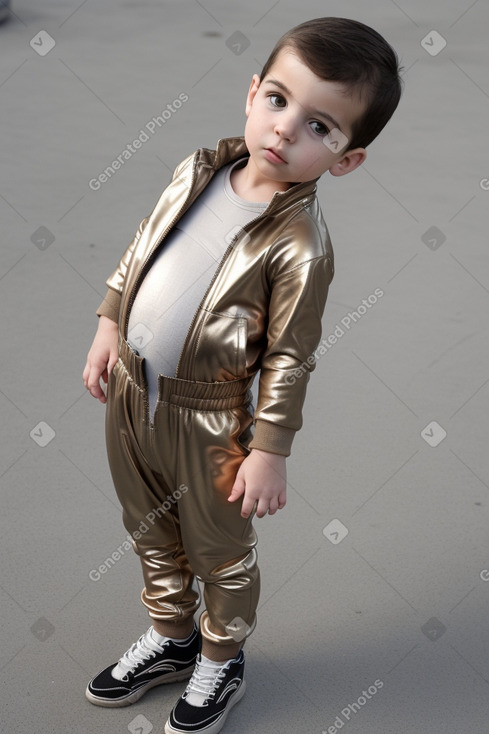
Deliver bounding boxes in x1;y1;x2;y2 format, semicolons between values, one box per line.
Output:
97;136;334;456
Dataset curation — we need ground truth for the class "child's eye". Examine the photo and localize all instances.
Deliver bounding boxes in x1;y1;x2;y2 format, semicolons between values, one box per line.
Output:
310;120;329;136
268;93;286;108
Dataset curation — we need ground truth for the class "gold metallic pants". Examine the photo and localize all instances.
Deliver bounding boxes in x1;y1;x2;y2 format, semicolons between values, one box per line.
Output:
105;337;260;646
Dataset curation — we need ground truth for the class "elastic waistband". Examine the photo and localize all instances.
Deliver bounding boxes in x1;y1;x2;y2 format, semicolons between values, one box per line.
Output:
119;337;254;410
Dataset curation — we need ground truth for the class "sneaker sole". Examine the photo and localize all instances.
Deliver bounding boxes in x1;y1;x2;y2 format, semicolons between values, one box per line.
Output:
85;666;196;708
164;680;246;734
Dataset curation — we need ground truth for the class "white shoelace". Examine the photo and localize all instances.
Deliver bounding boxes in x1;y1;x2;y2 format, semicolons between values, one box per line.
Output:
184;656;228;707
111;628;165;681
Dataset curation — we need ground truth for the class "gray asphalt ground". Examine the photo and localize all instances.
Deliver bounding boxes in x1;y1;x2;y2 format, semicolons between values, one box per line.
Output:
1;1;489;732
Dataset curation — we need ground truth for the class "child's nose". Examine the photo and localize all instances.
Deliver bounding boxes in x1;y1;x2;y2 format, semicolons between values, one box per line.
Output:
273;113;297;142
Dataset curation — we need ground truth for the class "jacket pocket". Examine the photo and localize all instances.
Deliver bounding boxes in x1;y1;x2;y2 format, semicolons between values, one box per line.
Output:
192;310;248;382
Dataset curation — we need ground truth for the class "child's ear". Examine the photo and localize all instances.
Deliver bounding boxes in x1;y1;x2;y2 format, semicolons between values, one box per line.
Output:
245;74;261;116
329;148;367;177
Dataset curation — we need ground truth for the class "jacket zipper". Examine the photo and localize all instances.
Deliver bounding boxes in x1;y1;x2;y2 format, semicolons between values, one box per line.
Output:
123;146;311;385
122;157;202;422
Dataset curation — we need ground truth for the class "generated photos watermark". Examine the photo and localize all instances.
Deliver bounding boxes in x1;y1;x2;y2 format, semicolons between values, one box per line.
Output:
322;679;384;732
420;30;447;56
30;30;56;56
30;421;56;447
285;288;384;385
89;92;189;191
323;518;349;545
89;484;188;581
128;714;153;734
323;127;349;154
420;421;447;447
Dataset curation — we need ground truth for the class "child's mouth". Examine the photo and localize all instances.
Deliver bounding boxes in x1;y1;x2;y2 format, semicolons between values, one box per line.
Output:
265;148;287;164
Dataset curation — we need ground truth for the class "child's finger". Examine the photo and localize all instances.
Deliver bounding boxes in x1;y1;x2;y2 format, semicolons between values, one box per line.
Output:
228;477;245;502
88;381;103;400
87;367;107;403
107;351;119;374
267;497;279;515
240;495;257;518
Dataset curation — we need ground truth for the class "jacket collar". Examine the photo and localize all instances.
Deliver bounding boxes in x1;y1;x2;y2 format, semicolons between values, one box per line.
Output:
196;136;319;215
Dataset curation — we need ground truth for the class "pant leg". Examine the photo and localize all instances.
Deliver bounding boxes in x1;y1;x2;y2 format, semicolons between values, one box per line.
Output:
152;379;260;646
105;356;199;623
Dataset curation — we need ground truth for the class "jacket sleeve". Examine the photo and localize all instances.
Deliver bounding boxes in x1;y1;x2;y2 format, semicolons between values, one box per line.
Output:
248;254;334;456
95;152;195;323
96;217;150;322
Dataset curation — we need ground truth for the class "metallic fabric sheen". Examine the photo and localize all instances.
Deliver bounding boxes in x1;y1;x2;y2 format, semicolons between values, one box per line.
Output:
103;136;334;454
105;337;260;644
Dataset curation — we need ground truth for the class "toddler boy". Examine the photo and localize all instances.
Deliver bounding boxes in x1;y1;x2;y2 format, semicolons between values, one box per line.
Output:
83;17;402;734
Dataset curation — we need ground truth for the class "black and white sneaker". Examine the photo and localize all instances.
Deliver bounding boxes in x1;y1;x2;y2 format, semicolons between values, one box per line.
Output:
85;625;201;707
164;651;246;734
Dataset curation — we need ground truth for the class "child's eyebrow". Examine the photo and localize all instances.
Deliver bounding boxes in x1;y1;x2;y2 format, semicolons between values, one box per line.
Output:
263;78;342;132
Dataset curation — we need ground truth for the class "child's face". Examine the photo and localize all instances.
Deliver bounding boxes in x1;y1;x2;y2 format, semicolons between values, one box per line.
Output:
244;47;367;187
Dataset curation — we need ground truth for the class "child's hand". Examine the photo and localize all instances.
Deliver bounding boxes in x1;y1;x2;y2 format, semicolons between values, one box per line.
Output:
228;448;287;518
82;316;119;404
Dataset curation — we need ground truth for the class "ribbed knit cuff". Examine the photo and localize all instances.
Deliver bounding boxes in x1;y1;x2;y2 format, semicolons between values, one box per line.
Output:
248;419;296;457
95;287;121;324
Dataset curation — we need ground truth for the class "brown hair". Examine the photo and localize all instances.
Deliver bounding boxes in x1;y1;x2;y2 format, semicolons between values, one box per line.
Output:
260;17;403;150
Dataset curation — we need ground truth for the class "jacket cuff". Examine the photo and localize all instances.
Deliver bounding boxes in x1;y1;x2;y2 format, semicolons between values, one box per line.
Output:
249;419;295;457
96;287;121;324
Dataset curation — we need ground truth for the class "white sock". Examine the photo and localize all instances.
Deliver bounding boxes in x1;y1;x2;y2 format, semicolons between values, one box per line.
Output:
200;653;231;668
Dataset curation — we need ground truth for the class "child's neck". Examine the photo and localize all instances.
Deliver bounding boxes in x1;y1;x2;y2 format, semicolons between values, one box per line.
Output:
230;159;291;203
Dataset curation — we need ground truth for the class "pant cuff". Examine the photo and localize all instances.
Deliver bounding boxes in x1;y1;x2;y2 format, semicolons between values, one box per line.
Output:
200;609;256;646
